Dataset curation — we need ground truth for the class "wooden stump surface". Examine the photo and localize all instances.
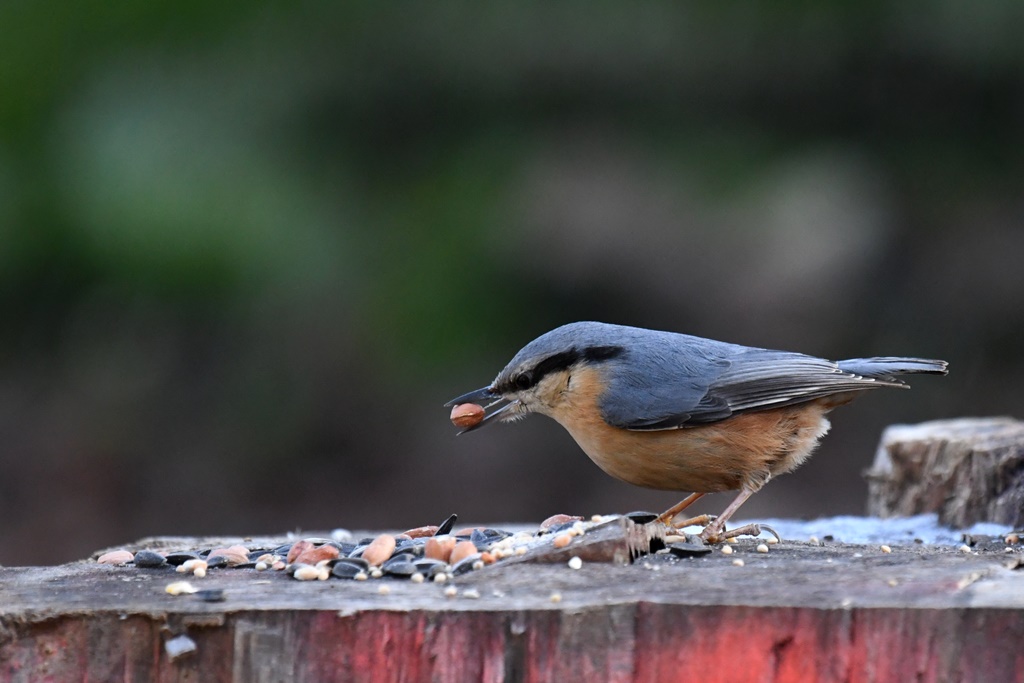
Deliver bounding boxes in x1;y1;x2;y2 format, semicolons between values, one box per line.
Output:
2;530;1023;683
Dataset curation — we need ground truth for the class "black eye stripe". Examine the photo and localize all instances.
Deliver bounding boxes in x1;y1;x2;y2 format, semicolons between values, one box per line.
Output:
502;345;625;393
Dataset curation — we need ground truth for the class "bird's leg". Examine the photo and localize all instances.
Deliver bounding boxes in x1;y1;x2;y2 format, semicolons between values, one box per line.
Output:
698;488;757;544
667;513;716;529
656;492;706;525
713;522;782;544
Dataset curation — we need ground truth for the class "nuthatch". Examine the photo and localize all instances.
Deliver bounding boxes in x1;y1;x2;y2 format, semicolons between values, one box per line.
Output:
447;322;947;543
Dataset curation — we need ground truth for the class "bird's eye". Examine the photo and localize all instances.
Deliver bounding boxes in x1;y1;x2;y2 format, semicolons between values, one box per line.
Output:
514;372;533;390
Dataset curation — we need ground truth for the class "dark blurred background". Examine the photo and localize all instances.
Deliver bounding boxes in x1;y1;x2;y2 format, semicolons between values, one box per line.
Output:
2;3;1022;565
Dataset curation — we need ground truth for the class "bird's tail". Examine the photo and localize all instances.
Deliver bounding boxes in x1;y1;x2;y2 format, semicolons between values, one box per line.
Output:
837;357;948;382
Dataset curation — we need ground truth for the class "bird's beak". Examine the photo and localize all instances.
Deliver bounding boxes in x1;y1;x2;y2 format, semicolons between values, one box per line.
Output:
444;386;519;434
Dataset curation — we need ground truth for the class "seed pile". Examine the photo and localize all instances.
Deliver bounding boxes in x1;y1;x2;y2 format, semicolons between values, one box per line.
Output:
95;512;605;587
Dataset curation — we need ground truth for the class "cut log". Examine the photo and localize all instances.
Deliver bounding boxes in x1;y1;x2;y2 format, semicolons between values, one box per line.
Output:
866;417;1024;528
2;531;1023;682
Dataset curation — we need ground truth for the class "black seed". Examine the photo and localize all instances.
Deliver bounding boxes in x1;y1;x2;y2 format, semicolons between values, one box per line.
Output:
383;561;418;577
331;561;366;579
435;514;458;536
391;546;422;560
451;553;483;575
625;511;659;524
164;552;200;566
470;530;489;548
667;542;713;558
132;550;168;568
414;559;448;577
205;555;229;569
272;544;294;557
247;550;274;562
194;589;226;603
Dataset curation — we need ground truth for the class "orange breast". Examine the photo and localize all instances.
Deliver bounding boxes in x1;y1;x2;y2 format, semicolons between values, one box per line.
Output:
547;366;836;493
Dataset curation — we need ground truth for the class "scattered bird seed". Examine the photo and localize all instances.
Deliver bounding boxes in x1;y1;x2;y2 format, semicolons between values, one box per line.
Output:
808;536;820;546
886;579;898;587
435;513;458;536
370;568;383;579
292;565;322;581
552;534;572;549
756;544;769;554
97;550;134;565
377;585;391;595
549;592;562;603
720;545;734;555
444;586;458;597
880;545;892;554
568;556;583;570
958;545;972;554
165;581;198;596
354;571;368;581
363;535;397;567
132;550;167;568
195;589;226;603
767;537;779;545
255;562;268;571
732;559;745;567
331;561;366;580
667;542;712;558
449;540;478;566
410;572;425;584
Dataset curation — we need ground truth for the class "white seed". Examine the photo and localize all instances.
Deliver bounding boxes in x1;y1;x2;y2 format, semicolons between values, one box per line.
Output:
1005;547;1014;553
193;566;207;579
293;565;321;581
354;571;368;581
809;536;820;546
732;559;745;567
433;572;448;584
567;556;583;570
410;572;425;584
515;547;527;556
463;588;480;599
571;521;586;535
756;544;769;554
880;545;892;554
255;561;268;571
549;592;562;603
165;581;197;595
591;514;603;523
720;544;734;555
959;544;972;554
766;537;779;545
377;585;391;595
444;586;458;597
886;579;898;587
471;560;484;571
370;568;383;579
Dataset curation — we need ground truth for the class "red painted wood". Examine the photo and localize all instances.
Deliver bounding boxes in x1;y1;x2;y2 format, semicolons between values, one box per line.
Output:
4;606;1023;682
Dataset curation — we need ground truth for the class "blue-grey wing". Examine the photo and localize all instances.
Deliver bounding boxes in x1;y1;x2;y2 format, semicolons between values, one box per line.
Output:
599;341;905;431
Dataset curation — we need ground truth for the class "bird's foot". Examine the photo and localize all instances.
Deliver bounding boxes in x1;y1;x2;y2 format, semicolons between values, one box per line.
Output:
699;523;782;545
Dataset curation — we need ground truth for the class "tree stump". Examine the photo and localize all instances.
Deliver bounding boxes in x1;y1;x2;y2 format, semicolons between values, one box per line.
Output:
866;417;1024;528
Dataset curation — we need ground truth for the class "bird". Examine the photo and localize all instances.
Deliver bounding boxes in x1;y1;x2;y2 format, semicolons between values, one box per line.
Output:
446;321;947;543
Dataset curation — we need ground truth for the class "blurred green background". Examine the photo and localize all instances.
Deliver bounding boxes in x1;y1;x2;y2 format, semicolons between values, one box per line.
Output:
3;3;1022;565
